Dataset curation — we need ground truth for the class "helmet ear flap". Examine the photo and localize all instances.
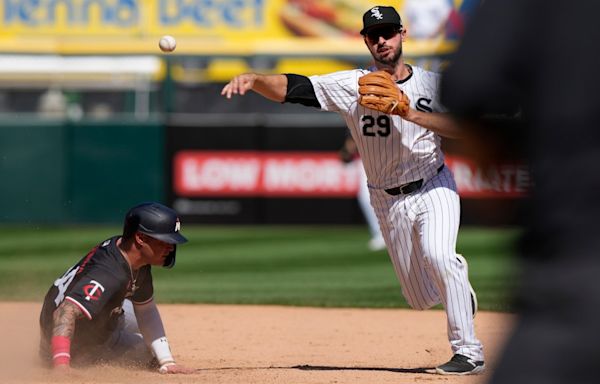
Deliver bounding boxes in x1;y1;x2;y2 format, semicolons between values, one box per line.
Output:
163;246;176;268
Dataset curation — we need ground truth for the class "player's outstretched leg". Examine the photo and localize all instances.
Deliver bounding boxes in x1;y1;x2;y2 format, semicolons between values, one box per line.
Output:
418;169;484;375
456;253;478;318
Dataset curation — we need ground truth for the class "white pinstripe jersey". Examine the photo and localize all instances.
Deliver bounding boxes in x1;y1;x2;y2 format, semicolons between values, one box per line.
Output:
310;66;446;189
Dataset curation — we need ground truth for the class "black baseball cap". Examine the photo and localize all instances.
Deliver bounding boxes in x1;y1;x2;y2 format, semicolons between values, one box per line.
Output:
360;6;403;35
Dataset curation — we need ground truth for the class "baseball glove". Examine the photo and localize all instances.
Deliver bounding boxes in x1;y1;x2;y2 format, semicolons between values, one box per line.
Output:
358;71;410;116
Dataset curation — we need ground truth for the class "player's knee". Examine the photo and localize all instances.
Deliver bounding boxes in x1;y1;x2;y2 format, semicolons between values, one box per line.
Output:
404;296;430;310
110;331;153;366
422;251;450;271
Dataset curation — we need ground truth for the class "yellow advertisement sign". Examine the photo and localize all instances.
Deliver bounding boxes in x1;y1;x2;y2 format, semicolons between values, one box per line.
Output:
1;0;397;38
0;0;463;56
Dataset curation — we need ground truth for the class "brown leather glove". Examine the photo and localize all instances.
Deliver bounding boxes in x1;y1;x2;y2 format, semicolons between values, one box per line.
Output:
358;71;410;116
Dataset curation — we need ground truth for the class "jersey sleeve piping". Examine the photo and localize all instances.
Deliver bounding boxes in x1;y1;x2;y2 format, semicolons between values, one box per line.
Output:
65;296;92;320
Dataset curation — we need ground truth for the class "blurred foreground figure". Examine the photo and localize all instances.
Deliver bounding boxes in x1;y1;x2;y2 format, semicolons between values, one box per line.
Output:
39;202;193;375
441;1;600;383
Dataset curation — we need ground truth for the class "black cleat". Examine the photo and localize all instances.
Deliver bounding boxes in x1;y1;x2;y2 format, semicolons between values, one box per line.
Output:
435;353;485;375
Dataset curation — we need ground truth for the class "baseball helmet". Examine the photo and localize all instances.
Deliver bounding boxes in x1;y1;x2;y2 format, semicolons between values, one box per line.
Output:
123;202;188;268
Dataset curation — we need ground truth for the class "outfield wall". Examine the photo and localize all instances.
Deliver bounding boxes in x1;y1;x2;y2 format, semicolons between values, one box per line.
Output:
0;119;164;223
0;112;525;226
165;110;526;226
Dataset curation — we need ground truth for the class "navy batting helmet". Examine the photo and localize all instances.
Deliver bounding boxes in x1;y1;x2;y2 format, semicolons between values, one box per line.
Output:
123;202;187;268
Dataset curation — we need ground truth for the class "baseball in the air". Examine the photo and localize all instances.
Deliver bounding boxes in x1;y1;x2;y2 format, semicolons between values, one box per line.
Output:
158;35;177;53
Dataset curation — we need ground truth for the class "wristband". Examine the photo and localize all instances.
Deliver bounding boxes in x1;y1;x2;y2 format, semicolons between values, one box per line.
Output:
51;336;71;367
151;337;174;366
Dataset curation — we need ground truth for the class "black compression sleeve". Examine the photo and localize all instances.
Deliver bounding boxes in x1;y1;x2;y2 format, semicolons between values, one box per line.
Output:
284;74;321;108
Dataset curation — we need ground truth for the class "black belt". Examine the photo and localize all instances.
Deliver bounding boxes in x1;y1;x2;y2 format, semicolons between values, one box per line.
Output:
384;164;444;196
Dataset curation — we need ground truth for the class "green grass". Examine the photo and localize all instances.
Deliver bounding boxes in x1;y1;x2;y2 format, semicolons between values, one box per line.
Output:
0;225;521;312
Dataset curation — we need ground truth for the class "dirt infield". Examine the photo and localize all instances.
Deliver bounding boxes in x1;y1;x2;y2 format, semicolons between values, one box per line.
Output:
2;302;515;384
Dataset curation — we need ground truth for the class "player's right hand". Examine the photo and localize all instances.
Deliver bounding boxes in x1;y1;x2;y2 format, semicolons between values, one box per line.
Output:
221;73;258;99
158;363;196;374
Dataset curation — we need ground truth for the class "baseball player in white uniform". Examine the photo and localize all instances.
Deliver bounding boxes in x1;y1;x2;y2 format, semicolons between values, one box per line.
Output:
221;5;484;375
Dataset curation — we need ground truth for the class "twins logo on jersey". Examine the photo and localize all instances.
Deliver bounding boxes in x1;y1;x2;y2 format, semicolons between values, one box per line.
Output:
83;280;105;301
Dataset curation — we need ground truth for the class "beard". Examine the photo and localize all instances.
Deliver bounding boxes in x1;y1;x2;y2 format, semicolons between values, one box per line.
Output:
373;44;403;67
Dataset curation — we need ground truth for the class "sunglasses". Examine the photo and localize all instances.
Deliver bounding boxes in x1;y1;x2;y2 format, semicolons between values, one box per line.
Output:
365;26;401;42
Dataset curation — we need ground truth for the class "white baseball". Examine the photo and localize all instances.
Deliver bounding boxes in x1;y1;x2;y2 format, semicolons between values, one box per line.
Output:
158;35;177;53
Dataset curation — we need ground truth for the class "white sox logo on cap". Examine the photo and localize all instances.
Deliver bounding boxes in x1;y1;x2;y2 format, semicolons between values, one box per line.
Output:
370;7;384;20
360;6;402;35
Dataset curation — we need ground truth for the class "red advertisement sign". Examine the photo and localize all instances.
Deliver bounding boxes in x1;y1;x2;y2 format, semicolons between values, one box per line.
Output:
174;151;530;198
174;151;361;197
445;155;530;198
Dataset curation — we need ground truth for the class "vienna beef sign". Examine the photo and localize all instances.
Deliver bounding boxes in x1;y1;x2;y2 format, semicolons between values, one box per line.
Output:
173;151;531;198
